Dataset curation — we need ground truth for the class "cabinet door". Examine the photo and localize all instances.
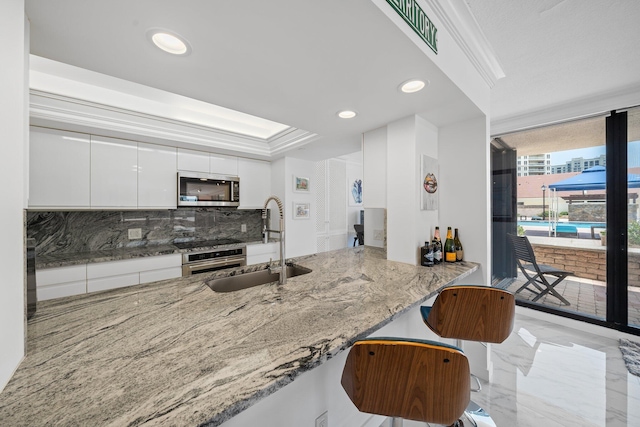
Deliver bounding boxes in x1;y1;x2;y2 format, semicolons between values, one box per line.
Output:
91;136;138;208
138;142;177;208
29;127;91;208
238;158;271;208
177;148;209;173
210;153;238;176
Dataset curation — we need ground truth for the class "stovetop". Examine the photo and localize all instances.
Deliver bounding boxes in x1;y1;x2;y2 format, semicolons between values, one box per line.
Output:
173;239;243;250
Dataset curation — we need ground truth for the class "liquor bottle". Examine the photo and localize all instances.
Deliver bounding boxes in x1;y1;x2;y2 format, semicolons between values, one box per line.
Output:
444;227;456;263
420;241;434;267
432;227;442;264
454;228;464;262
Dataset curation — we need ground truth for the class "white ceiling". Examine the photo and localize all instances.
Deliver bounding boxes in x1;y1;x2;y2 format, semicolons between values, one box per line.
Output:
25;0;640;160
26;0;480;161
465;0;640;128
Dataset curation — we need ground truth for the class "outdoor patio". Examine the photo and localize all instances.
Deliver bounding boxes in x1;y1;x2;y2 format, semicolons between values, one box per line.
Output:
505;272;640;327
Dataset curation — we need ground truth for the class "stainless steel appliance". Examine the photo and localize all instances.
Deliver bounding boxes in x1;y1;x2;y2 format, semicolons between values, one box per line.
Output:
178;172;240;207
26;238;36;319
178;241;246;276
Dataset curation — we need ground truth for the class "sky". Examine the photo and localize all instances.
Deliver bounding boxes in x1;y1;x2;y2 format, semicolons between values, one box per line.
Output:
550;140;640;168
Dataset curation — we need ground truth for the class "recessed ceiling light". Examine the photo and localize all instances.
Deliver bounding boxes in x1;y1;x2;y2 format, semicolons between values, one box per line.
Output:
338;110;357;119
147;29;191;55
400;79;428;93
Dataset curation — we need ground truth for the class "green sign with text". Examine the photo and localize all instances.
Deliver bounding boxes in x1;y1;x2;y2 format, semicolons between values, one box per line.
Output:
386;0;438;54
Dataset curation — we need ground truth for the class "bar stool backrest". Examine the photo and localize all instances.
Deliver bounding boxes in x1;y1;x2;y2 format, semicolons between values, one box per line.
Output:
341;338;470;425
425;285;515;343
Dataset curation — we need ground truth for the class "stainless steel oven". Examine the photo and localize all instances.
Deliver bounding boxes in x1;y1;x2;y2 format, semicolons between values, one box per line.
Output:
181;246;246;276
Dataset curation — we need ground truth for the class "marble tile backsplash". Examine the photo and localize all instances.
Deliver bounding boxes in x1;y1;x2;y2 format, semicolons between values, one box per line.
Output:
27;208;265;257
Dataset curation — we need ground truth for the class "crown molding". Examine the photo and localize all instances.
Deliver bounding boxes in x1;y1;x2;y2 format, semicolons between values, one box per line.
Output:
29;90;317;158
424;0;505;88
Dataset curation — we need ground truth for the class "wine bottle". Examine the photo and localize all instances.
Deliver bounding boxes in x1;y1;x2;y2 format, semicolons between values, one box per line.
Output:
454;228;464;262
444;227;456;263
420;241;434;267
432;227;442;264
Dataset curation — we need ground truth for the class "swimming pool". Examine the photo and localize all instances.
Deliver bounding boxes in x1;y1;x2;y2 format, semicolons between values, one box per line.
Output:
518;220;606;229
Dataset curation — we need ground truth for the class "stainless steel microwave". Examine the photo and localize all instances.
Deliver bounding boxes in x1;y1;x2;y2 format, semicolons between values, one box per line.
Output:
177;172;240;207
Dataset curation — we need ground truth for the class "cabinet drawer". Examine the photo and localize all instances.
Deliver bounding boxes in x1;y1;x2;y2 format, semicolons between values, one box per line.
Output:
87;273;139;293
36;265;87;287
140;267;182;284
37;281;86;301
86;255;181;279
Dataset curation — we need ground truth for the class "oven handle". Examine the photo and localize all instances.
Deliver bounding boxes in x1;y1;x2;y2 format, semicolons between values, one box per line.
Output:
182;256;246;276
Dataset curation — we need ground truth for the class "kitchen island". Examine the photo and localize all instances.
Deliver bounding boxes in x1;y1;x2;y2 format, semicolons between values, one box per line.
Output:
0;246;478;426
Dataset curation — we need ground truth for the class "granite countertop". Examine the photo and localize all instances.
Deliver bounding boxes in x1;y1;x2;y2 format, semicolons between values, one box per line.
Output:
0;246;478;426
35;240;268;269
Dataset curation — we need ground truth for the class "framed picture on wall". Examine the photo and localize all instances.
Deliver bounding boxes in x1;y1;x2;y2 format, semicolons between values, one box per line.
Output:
293;202;310;219
348;176;363;206
421;155;439;211
293;176;310;192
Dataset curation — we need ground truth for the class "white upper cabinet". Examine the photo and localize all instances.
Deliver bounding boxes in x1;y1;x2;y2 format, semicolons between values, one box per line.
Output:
29;127;91;208
238;158;271;208
138;142;177;208
177;148;209;173
90;136;138;208
210;153;238;176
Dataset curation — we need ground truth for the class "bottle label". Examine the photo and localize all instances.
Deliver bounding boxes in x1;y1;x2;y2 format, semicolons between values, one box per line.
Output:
445;252;457;262
434;249;442;261
456;250;463;261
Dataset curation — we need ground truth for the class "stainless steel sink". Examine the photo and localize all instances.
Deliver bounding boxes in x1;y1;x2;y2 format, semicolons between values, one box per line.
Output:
205;265;312;293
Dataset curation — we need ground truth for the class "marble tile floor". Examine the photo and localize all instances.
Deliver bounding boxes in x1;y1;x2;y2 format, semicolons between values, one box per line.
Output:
505;273;640;327
395;311;640;427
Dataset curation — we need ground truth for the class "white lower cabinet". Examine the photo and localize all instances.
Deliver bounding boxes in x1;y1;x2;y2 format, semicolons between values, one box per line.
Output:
36;264;87;301
246;243;279;265
87;254;182;293
37;254;182;300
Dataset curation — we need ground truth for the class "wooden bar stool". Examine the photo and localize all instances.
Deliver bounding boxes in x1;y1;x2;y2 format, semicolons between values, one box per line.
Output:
420;285;516;426
341;337;473;426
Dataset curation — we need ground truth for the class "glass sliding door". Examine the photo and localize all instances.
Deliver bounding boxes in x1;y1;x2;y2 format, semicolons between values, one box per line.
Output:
493;115;608;321
627;106;640;329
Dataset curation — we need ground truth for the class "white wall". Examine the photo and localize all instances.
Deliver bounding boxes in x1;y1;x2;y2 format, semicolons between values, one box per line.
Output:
345;153;363;237
270;157;317;259
0;0;27;391
439;115;490;286
363;127;387;249
362;127;387;208
387;116;419;264
415;116;440;247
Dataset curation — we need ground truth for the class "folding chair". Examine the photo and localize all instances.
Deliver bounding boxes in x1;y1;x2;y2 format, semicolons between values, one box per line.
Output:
507;234;572;305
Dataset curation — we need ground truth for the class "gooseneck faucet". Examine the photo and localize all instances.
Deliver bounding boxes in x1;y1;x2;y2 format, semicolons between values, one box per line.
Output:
262;195;286;285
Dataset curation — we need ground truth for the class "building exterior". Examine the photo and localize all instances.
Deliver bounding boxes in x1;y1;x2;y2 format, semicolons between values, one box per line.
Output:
551;154;607;174
517;153;551;176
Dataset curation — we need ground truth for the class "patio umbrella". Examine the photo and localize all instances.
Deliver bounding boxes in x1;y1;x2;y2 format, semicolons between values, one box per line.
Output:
548;166;640;191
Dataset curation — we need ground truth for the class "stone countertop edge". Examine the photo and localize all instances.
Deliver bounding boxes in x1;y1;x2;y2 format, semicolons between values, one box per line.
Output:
35;240;266;269
0;246;479;427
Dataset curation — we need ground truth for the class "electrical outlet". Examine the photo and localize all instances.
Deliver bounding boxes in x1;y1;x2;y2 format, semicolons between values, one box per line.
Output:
315;411;328;427
128;228;142;240
241;224;247;232
374;229;384;241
